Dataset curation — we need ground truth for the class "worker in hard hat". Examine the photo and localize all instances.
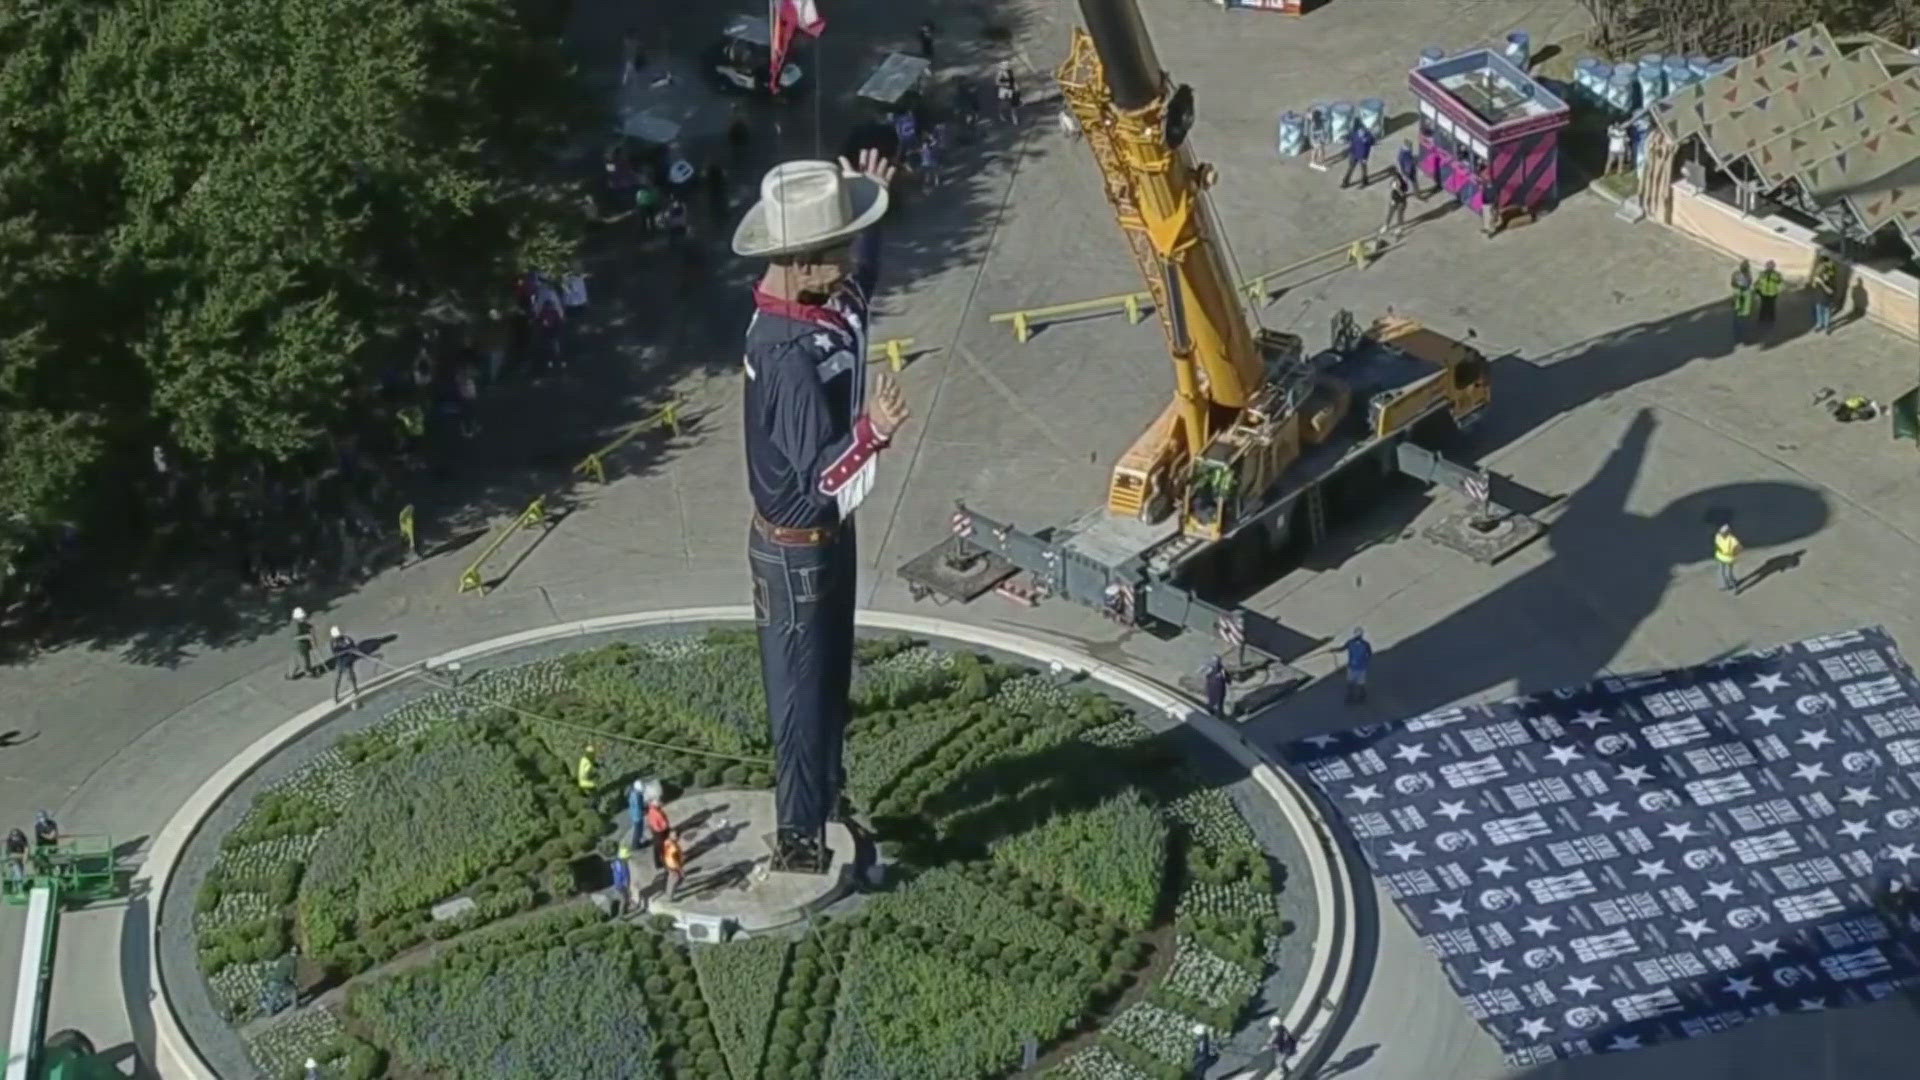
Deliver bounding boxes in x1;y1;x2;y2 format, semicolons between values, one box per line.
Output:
287;606;319;680
608;845;633;916
576;745;598;793
328;626;361;707
1713;523;1743;593
1344;629;1372;704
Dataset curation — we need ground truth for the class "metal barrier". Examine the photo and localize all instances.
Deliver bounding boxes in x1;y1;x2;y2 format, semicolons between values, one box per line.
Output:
573;400;684;486
457;496;549;595
987;232;1390;342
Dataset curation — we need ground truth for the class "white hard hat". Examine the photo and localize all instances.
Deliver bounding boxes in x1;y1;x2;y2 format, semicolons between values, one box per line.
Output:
305;1059;319;1069
293;607;307;620
329;626;343;638
1268;1015;1284;1028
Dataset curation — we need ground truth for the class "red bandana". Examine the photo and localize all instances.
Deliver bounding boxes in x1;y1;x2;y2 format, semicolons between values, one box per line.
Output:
752;286;850;335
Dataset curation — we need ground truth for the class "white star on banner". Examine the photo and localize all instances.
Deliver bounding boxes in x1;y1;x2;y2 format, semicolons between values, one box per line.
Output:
1391;742;1431;764
1516;1017;1552;1040
1590;801;1626;824
1796;728;1835;751
1432;898;1467;921
1841;785;1879;808
1634;859;1671;882
1544;744;1583;766
1434;800;1472;822
1745;705;1784;726
1615;765;1654;786
1752;673;1790;692
1722;976;1759;999
1747;938;1784;960
1302;733;1340;748
1797;997;1827;1012
1660;821;1702;843
1676;918;1714;941
1791;762;1830;784
1838;820;1875;841
1386;840;1423;861
1570;709;1610;729
1703;880;1742;901
1521;915;1559;938
1562;976;1601;998
1886;844;1920;866
1607;1035;1643;1052
1348;785;1382;805
1473;958;1510;981
1479;857;1516;879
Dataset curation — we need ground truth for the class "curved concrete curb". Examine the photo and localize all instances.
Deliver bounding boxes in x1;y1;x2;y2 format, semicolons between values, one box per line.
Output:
146;607;1363;1078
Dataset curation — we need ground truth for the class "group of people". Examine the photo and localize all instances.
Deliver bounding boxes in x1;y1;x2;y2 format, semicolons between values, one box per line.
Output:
3;811;61;888
284;606;367;707
573;750;689;914
1729;253;1844;340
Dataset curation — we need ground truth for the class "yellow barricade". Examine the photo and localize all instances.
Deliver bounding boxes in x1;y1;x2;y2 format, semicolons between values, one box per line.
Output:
866;338;916;371
987;232;1390;342
458;496;549;595
573;399;684;485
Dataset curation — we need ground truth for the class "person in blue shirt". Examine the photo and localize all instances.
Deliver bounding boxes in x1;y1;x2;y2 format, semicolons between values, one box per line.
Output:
1344;629;1372;704
1203;656;1229;718
1396;140;1417;190
1342;125;1376;189
608;847;633;916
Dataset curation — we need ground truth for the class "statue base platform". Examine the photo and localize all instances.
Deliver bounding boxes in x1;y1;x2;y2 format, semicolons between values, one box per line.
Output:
643;788;857;935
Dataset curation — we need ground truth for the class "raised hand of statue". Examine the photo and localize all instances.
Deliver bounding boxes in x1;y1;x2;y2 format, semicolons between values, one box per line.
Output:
840;148;896;190
870;370;910;439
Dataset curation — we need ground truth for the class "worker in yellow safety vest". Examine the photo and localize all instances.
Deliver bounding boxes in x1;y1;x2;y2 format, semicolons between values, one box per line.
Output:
1713;524;1743;593
576;744;598;792
1754;259;1784;328
1729;259;1755;341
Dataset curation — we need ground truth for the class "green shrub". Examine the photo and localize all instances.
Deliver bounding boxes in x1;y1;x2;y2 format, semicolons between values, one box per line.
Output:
993;789;1168;930
691;935;788;1080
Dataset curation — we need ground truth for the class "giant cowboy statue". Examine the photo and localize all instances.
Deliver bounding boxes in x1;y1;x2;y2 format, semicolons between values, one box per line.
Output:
734;149;909;873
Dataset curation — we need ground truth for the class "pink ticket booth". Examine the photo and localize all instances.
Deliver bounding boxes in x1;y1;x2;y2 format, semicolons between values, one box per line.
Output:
1410;49;1570;221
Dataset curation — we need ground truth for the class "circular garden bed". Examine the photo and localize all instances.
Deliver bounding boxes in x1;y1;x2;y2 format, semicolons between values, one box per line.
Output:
170;629;1303;1079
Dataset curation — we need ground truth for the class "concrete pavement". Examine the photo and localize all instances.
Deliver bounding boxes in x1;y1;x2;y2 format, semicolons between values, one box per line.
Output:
10;0;1920;1076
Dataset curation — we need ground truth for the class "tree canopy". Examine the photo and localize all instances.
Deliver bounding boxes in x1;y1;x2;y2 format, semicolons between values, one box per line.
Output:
0;0;590;564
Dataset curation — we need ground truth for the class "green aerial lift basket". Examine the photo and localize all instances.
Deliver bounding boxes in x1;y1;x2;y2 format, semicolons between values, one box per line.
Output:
2;836;120;907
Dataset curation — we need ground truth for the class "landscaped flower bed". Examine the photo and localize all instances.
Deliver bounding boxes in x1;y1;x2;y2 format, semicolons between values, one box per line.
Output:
198;631;1293;1079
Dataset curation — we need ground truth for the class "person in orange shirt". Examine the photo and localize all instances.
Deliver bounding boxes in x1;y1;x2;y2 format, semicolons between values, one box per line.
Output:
644;801;671;869
660;830;686;902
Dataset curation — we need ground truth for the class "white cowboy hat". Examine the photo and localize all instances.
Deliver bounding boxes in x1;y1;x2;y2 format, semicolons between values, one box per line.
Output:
732;159;888;259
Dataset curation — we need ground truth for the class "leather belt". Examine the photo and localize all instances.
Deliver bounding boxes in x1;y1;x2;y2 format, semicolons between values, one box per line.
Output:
753;513;836;546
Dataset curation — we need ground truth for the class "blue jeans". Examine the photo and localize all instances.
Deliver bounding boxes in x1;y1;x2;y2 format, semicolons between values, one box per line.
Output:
1814;300;1833;333
748;519;857;841
1718;560;1737;591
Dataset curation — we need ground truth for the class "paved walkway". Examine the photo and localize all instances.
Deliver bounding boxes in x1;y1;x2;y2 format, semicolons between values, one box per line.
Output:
10;1;1920;1077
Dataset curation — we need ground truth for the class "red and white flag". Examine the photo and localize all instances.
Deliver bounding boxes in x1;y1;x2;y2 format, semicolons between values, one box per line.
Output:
769;0;826;90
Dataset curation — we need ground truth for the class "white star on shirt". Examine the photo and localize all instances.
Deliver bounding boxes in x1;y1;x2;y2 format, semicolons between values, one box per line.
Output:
1676;917;1714;941
1606;1034;1642;1052
1386;840;1423;861
1543;744;1583;766
1521;915;1559;938
1431;898;1467;921
1348;784;1382;805
1746;705;1784;726
1838;820;1874;841
1886;843;1920;866
1391;742;1431;764
1790;762;1830;784
1434;800;1472;822
1797;997;1827;1012
1660;821;1702;843
1841;785;1879;808
1589;801;1626;824
1747;938;1785;960
1615;765;1654;786
1752;672;1790;692
1722;976;1759;999
1570;709;1610;729
1516;1016;1552;1040
810;332;836;351
1479;856;1516;879
1473;958;1510;981
1703;880;1742;901
1795;728;1835;751
1634;859;1671;882
1562;975;1601;998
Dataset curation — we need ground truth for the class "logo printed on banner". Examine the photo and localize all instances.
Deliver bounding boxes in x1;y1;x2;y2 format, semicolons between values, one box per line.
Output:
1281;627;1920;1063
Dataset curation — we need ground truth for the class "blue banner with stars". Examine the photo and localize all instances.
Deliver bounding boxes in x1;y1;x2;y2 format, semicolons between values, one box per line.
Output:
1282;627;1920;1065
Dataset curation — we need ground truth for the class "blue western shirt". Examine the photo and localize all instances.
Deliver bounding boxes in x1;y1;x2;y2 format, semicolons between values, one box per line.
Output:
1345;636;1373;673
742;228;886;529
